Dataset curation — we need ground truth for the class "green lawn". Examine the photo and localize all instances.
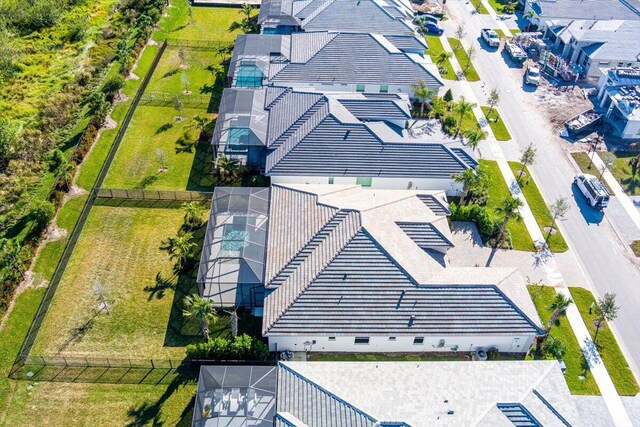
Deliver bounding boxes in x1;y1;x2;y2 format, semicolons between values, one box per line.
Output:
154;0;252;43
448;38;480;82
32;205;206;359
308;352;473;362
146;47;221;97
424;35;456;80
570;152;614;193
486;0;512;14
632;241;640;257
103;106;216;191
481;106;511;141
481;160;535;251
495;28;522;38
527;285;600;395
471;0;489;14
569;287;639;396
599;151;640;196
508;162;569;253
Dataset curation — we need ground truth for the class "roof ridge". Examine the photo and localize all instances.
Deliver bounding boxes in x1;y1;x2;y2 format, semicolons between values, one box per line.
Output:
301;0;336;24
266;92;325;147
263;211;361;334
491;284;545;335
264;87;292;109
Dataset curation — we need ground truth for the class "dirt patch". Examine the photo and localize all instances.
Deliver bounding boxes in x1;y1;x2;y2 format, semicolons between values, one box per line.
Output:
102;116;117;130
533;82;592;131
113;92;130;105
127;72;139;80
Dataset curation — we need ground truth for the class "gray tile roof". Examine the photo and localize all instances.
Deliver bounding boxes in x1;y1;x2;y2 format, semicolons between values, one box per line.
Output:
417;194;451;215
336;99;411;121
529;0;640;20
396;221;454;252
262;185;541;337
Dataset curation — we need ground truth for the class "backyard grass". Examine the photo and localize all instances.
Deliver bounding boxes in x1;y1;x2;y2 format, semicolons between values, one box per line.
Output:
481;160;535;251
103;106;216;191
599;151;640;196
32;206;206;359
154;0;252;43
527;285;600;395
424;35;456;80
570;152;614;193
569;287;639;396
481;106;511;141
632;241;640;257
448;38;480;82
508;162;569;253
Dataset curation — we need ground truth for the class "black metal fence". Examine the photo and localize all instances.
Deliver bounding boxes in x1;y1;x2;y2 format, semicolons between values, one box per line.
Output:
96;188;214;201
139;91;211;107
165;38;233;51
11;41;170;379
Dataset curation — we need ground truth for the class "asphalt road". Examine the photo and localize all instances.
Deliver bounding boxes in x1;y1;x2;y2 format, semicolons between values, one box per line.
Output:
443;1;640;375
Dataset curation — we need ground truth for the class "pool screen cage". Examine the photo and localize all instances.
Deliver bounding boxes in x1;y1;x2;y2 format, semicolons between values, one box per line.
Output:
197;187;271;307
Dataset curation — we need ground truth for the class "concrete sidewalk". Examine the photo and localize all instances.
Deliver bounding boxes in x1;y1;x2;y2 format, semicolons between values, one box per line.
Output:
442;7;633;425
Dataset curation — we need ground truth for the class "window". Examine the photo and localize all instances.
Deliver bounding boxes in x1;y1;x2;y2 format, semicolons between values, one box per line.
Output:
354;337;370;345
380;85;389;93
328;337;336;341
328;177;334;184
356;84;365;92
356;177;372;187
413;337;425;345
388;337;396;341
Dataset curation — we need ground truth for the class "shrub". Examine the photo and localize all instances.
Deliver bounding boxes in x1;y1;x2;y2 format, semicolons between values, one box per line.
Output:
72;124;99;164
487;347;500;360
442;115;457;134
102;75;125;97
443;88;454;103
27;199;55;235
450;203;498;239
186;334;270;361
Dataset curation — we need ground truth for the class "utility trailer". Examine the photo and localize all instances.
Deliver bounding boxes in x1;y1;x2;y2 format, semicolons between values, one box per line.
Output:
564;109;602;137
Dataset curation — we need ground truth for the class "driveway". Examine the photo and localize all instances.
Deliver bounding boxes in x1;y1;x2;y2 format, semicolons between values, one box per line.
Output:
442;0;640;376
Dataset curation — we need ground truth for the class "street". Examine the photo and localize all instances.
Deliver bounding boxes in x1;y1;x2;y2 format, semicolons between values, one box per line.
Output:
442;0;640;376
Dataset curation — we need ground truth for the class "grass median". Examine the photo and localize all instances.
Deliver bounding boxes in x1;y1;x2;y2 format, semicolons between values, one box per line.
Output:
508;162;569;253
569;287;639;396
527;285;600;395
570;152;614;193
448;38;480;82
481;106;511;141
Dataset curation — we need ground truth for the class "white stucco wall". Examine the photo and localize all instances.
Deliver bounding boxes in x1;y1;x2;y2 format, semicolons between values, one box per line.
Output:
269;334;536;353
269;175;463;196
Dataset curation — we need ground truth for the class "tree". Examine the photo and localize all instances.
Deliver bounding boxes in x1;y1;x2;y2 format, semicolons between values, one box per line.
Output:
165;234;197;270
188;5;195;24
435;51;452;74
547;197;570;242
454;96;476;136
429;96;447;119
594;293;619;345
208;63;225;85
190;115;213;140
411;79;435;117
464;45;476;72
173;95;183;115
182;201;204;230
452;169;478;204
181;69;190;93
517;144;537;182
102;75;125;97
463;128;487;154
628;155;640;179
215;155;239;183
183;294;217;340
495;196;523;245
443;88;454;103
454;24;466;45
543;336;566;360
178;48;187;68
240;3;254;21
156;148;169;172
27;199;55;233
0;238;22;282
546;293;573;334
49;148;65;172
54;158;74;190
487;88;500;115
215;44;234;64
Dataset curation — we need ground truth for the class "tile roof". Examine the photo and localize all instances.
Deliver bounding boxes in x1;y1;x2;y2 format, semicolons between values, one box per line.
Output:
529;0;640;20
263;184;542;337
280;361;582;427
396;221;454;251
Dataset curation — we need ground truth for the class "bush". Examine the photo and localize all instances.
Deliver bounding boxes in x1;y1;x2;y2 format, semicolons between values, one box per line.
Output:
450;202;498;239
72;124;99;164
487;347;500;360
102;75;125;97
443;88;454;103
442;115;457;134
186;334;270;361
27;199;55;235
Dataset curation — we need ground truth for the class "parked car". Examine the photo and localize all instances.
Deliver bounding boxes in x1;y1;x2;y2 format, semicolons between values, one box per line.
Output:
574;173;610;209
421;21;444;35
480;28;500;48
525;65;540;85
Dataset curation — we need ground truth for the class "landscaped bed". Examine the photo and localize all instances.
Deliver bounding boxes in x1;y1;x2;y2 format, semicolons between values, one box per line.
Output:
569;287;639;396
508;162;569;253
632;240;640;257
424;35;456;80
448;38;480;82
32;205;205;359
481;106;511;141
527;285;600;395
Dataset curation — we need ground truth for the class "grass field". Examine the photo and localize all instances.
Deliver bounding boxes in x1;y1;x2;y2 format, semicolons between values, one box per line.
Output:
632;241;640;257
424;35;456;81
32;206;206;359
481;106;511;141
481;160;535;251
527;285;600;395
508;162;569;253
570;152;614;193
599;151;640;196
448;38;480;82
569;287;639;396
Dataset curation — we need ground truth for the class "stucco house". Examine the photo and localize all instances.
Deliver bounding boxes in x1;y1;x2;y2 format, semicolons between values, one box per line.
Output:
597;67;640;139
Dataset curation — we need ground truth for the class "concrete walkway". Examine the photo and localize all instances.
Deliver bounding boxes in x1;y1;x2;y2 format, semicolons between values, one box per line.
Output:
591;152;640;231
442;7;633;425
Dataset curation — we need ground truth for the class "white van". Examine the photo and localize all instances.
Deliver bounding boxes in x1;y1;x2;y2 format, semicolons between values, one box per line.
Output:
574;174;610;209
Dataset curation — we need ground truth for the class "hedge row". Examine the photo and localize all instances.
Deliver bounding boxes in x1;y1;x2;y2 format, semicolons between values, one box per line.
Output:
186;334;270;361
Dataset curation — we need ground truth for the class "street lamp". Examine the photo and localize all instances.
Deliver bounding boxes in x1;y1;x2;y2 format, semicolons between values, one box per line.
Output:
598;160;613;180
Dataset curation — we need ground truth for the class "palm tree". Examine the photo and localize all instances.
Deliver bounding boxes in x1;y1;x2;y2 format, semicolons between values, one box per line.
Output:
594;293;619;345
215;155;239;183
411;80;435;117
545;293;573;334
182;201;204;230
214;45;234;64
452;169;478;204
454;97;477;137
190;115;212;140
183;294;217;340
495;196;523;245
166;234;197;270
463;128;487;154
55;159;75;190
240;3;254;20
429;96;447;119
435;51;452;74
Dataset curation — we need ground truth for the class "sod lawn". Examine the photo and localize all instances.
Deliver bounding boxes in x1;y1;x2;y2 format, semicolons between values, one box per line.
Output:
448;38;480;82
481;106;511;141
481;160;535;251
527;285;600;395
570;152;614;193
424;35;456;81
569;287;639;396
632;241;640;257
599;151;640;196
495;28;522;38
508;162;569;253
32;206;206;359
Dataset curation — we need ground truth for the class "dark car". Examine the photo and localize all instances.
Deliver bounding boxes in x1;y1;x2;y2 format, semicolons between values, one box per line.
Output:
422;21;444;35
